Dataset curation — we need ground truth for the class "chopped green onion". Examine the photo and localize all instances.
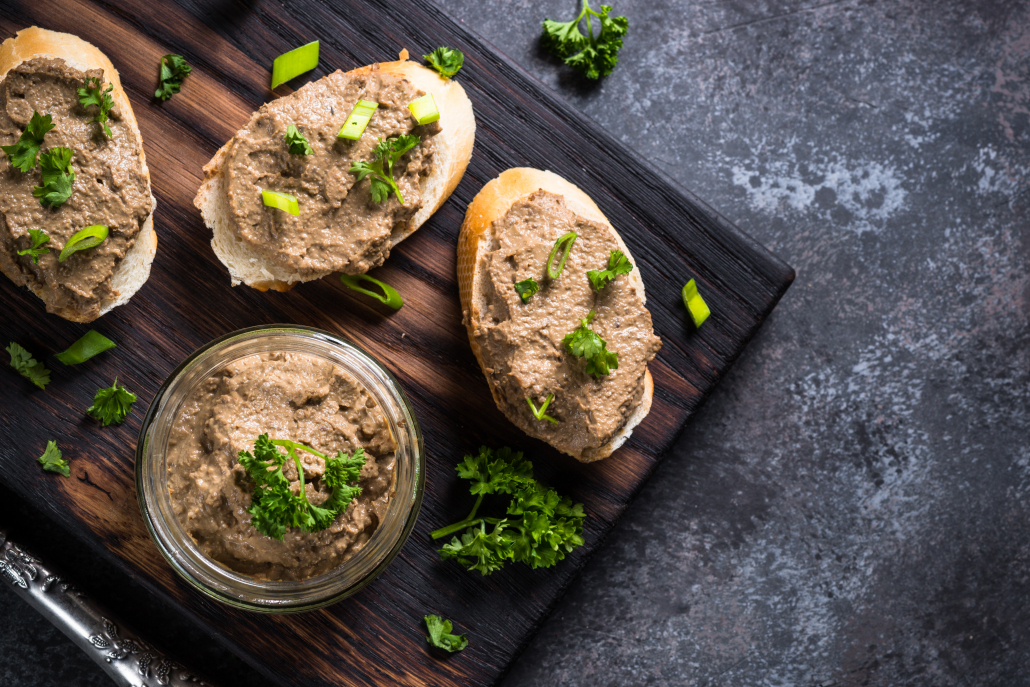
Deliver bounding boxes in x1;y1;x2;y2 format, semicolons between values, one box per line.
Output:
681;278;710;327
261;189;299;216
338;100;378;140
270;40;320;89
546;232;577;279
55;330;116;365
408;94;440;125
58;225;108;263
514;278;539;303
526;394;559;424
340;274;403;310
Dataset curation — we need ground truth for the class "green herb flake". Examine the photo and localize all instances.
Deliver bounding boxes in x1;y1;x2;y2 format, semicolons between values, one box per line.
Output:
155;54;192;101
33;146;75;208
542;1;629;80
86;378;136;426
2;111;55;172
349;135;420;205
77;76;115;137
514;278;540;303
238;435;365;540
55;330;116;365
587;249;633;291
562;310;619;377
16;228;51;264
284;124;313;155
431;446;586;575
423;47;465;78
37;440;69;477
424;615;469;653
6;342;50;390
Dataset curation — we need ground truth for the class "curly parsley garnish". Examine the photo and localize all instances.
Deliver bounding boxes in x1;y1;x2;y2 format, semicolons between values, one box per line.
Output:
238;434;366;541
514;278;539;303
541;1;628;80
86;378;136;426
6;342;50;390
562;310;619;377
285;124;313;155
423;47;464;78
587;249;632;291
349;135;420;204
424;615;468;653
2;111;54;172
78;76;114;137
155;54;192;101
526;394;558;424
33;146;75;208
37;441;69;477
431;446;586;575
16;228;50;264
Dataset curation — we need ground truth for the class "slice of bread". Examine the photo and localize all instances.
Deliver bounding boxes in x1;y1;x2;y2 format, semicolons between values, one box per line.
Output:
196;51;475;292
0;27;158;323
457;168;655;463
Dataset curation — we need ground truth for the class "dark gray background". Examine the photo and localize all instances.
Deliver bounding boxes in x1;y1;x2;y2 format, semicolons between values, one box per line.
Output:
2;0;1028;685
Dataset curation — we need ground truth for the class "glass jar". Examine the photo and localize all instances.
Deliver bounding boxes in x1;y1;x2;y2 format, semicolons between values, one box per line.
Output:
135;325;424;613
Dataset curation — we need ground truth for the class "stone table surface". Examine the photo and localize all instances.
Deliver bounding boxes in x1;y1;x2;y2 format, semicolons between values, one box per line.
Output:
2;0;1028;685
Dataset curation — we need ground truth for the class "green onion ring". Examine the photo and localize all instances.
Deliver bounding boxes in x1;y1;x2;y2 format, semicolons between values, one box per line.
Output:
270;40;320;89
261;189;299;216
681;278;710;327
55;330;116;365
339;273;403;310
546;231;577;279
58;224;108;263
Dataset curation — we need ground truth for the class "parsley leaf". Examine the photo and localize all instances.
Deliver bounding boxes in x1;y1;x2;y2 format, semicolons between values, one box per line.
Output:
238;435;365;540
16;228;50;264
33;146;75;208
86;377;136;426
587;249;633;290
541;1;628;80
424;614;469;653
562;309;619;377
37;440;70;477
423;47;465;78
349;135;420;205
431;446;586;575
77;76;114;138
514;277;539;303
1;111;54;172
155;54;192;101
6;342;50;390
285;124;313;155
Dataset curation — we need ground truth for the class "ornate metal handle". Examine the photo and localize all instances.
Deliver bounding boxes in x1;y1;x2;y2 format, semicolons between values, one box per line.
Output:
0;527;215;687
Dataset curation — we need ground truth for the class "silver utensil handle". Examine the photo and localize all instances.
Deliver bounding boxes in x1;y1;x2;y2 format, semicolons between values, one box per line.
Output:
0;527;215;687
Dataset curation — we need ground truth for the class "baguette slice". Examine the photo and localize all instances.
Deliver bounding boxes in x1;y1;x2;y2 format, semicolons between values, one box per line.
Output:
196;50;475;292
0;27;157;323
458;168;654;463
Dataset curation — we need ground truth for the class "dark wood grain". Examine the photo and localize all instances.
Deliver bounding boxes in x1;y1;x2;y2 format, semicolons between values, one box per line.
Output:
0;1;794;685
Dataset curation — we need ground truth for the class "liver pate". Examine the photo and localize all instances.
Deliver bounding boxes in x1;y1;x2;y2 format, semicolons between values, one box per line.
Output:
0;57;151;321
473;191;662;459
166;351;397;581
224;69;440;276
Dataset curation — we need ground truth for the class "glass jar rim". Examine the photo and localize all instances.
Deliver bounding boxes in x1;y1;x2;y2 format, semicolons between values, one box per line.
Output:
135;325;424;613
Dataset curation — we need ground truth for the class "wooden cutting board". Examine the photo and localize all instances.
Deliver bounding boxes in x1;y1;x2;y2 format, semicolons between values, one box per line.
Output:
0;0;794;684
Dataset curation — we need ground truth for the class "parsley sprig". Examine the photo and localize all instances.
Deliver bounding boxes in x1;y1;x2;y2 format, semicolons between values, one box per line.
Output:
155;54;192;101
33;147;75;208
285;124;313;155
78;76;114;138
425;615;468;653
541;1;629;80
6;342;50;390
16;228;50;264
587;249;632;290
38;440;69;477
514;277;540;303
431;446;585;575
86;378;136;426
238;434;366;541
2;111;54;172
562;310;619;377
423;47;464;78
349;135;420;204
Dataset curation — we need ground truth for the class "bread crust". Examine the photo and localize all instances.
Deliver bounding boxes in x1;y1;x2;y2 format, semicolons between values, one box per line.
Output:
457;168;654;463
196;52;475;291
0;27;158;322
